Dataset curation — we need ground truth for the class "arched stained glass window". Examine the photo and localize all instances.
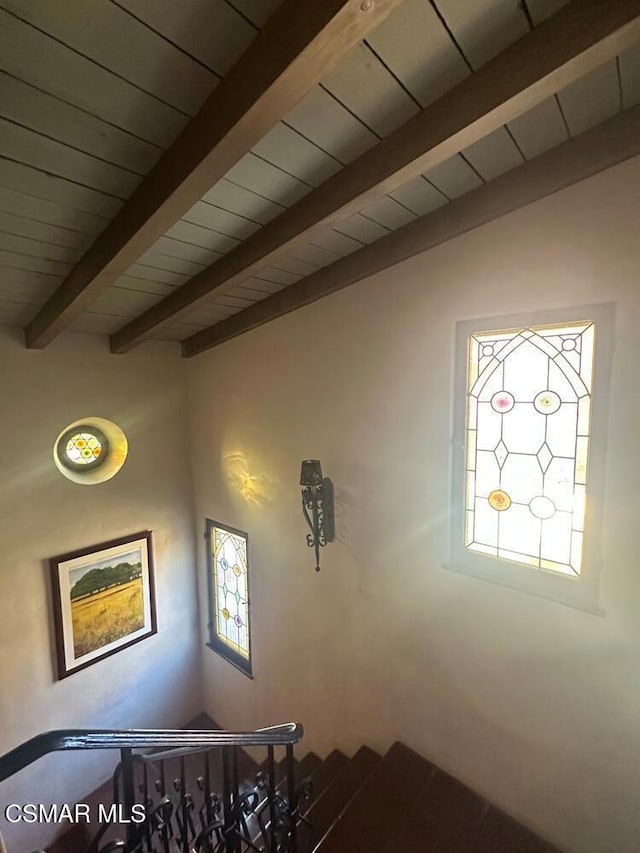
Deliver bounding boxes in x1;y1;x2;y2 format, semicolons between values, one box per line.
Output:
205;519;252;677
465;322;595;576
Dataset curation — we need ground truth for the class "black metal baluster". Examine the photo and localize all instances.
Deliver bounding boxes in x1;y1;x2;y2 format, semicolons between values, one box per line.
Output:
268;745;276;853
203;747;212;840
142;761;152;853
112;764;121;817
120;747;136;849
180;755;188;853
160;758;170;853
204;749;211;811
286;744;297;853
222;746;233;853
200;748;212;849
232;747;241;853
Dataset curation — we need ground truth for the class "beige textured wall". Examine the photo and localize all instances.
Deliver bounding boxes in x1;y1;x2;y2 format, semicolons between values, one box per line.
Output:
187;154;640;853
0;331;202;851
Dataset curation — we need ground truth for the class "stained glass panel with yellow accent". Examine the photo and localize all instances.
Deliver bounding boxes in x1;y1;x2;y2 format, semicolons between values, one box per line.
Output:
465;322;595;575
206;520;251;675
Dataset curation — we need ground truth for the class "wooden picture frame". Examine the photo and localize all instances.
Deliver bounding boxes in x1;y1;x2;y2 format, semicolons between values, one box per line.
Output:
49;531;157;679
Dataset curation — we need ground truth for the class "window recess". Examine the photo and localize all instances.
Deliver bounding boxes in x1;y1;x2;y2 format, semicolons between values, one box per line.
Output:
205;519;253;677
449;304;614;614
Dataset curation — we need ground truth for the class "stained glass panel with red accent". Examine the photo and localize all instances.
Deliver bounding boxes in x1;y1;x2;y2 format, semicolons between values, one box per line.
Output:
465;322;595;575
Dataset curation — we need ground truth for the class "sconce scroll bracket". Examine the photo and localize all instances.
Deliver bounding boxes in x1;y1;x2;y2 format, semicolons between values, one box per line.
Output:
321;477;335;544
300;464;335;572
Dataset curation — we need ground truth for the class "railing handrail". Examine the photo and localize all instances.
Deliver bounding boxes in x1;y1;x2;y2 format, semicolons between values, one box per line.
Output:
0;722;304;783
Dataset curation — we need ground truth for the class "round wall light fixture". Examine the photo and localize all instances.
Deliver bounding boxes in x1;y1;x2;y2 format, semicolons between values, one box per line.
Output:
53;416;128;485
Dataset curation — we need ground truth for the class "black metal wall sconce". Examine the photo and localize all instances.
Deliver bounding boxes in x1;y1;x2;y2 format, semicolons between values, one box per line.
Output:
300;460;335;572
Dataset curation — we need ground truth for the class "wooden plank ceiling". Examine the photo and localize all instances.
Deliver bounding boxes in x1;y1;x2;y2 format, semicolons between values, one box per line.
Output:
0;0;639;354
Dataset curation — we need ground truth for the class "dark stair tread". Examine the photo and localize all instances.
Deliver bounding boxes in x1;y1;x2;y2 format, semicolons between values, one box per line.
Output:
255;752;321;790
246;754;318;846
302;749;350;812
46;823;93;853
382;767;486;853
183;712;221;729
76;779;122;852
305;745;381;837
252;752;318;795
295;751;322;784
314;742;433;853
290;751;323;812
294;749;357;852
257;755;292;787
473;806;561;853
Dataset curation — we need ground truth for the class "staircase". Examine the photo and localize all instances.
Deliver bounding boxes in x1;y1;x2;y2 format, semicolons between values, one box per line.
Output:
48;737;560;853
1;721;562;853
298;741;561;853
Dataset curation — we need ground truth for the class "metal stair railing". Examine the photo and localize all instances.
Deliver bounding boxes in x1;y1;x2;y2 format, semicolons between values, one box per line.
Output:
0;723;306;853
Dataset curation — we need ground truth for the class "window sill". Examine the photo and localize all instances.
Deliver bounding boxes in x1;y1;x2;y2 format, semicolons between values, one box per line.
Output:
206;641;254;679
443;559;605;617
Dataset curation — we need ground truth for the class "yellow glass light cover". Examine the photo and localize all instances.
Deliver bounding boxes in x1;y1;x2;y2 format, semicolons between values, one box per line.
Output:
53;417;128;485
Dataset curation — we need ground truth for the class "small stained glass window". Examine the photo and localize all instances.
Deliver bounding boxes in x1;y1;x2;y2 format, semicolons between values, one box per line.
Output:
205;519;252;677
465;322;595;576
57;425;109;471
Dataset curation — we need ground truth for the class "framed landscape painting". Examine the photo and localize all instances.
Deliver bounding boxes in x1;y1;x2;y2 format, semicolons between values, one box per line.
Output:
50;531;156;679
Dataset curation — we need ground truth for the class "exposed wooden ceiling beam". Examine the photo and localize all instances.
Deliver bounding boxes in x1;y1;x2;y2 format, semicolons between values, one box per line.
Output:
181;105;640;356
23;0;404;348
111;0;640;354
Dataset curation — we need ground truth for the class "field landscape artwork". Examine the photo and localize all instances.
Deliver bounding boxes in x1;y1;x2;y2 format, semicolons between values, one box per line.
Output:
69;548;145;657
50;531;156;679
